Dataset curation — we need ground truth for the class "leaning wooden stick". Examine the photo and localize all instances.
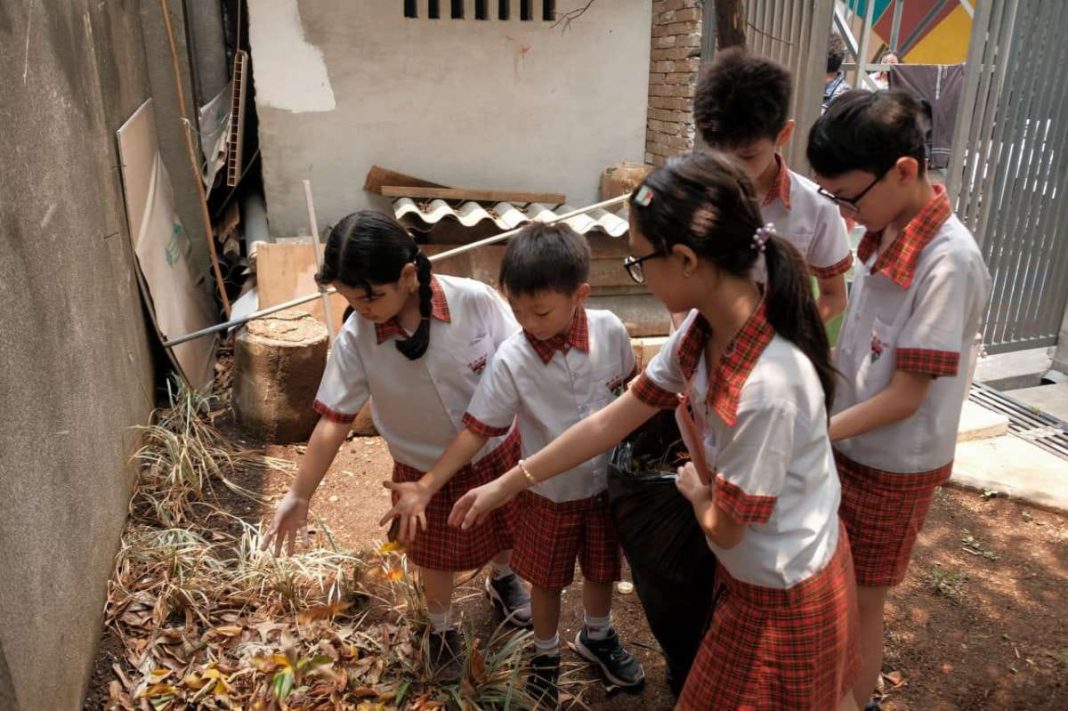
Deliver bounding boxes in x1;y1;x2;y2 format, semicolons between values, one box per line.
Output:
303;180;336;343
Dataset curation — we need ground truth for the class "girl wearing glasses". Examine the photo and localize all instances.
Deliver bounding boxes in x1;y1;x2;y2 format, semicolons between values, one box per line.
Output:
451;152;861;710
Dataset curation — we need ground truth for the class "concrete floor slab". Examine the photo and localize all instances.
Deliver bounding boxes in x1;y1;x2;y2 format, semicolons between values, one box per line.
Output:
957;400;1009;441
953;435;1068;512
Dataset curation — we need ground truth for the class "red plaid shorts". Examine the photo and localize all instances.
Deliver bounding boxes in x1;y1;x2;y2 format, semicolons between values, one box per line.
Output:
835;451;952;587
678;523;860;710
392;428;520;572
510;490;621;590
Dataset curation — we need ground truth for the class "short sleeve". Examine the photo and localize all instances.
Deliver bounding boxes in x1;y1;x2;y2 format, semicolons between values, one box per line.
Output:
313;330;369;423
808;206;853;279
896;254;974;378
712;400;798;525
630;312;692;408
477;282;520;349
462;349;519;437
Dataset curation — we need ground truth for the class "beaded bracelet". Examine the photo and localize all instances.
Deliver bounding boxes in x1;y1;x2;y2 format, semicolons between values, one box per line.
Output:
517;459;538;486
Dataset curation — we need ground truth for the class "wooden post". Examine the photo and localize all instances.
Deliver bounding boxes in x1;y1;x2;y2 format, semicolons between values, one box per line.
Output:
715;0;747;50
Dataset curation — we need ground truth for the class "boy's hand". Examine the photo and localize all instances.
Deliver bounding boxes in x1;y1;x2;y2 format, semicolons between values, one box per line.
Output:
379;481;432;543
260;490;310;556
448;479;511;531
675;462;710;505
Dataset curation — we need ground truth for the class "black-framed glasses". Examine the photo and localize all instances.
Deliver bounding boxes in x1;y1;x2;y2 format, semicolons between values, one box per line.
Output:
623;251;665;284
817;166;892;213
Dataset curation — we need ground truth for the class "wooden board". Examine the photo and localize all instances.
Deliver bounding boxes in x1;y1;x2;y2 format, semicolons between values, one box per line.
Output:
363;165;449;195
256;242;347;335
380;185;566;204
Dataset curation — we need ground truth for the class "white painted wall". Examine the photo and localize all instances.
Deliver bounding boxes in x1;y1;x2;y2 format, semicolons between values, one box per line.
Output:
248;0;652;236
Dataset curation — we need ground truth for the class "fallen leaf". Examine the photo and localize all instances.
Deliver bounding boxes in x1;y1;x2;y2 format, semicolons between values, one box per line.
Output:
882;670;905;688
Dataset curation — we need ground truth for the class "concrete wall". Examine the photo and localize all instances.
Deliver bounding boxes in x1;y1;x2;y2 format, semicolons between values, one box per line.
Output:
0;1;157;708
248;0;652;237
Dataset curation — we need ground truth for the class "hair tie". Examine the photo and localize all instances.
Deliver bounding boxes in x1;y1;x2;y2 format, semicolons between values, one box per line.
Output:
633;185;654;207
752;223;773;253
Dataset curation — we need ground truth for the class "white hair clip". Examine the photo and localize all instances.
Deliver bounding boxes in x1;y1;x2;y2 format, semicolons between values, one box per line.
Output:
634;185;654;207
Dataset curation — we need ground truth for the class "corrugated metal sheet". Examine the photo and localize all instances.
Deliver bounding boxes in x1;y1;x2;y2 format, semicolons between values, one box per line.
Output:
393;198;630;238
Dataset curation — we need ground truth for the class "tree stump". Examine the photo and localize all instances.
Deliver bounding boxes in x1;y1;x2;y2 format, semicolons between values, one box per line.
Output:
233;311;329;443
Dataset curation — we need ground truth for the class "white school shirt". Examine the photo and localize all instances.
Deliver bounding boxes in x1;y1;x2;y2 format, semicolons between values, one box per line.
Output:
313;275;519;472
761;154;854;280
632;307;841;589
833;186;992;474
463;308;636;503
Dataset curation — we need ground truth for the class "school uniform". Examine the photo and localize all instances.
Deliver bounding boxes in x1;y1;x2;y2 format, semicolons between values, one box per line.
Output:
761;153;854;281
632;305;859;710
313;275;522;572
462;308;636;590
833;185;992;587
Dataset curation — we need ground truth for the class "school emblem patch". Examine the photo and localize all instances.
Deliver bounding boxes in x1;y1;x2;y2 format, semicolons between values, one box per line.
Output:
469;355;488;374
870;335;885;363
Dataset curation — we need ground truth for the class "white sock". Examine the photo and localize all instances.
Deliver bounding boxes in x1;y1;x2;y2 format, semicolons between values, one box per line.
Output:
534;632;560;657
428;609;452;633
491;561;514;580
584;612;612;641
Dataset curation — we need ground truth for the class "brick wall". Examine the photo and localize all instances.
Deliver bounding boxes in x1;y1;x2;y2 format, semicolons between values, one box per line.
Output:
646;0;704;165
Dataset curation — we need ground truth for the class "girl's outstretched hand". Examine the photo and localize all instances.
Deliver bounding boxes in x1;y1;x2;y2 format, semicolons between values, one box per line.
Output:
378;481;431;543
260;490;310;556
675;461;709;505
448;478;510;530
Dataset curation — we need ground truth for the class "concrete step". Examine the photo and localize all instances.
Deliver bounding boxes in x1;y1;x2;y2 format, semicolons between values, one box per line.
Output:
957;400;1010;442
952;435;1068;512
1005;382;1068;422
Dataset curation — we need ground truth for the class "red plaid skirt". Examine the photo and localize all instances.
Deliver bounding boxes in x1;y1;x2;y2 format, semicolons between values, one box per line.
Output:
678;524;860;711
835;451;952;588
511;491;621;590
392;428;520;572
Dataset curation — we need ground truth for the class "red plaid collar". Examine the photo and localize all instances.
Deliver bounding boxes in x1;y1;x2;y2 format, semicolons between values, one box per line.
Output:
856;184;951;289
524;307;590;365
676;303;774;426
762;153;792;210
374;276;451;344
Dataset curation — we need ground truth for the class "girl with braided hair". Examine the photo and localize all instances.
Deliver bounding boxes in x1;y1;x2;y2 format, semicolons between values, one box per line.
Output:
262;211;531;684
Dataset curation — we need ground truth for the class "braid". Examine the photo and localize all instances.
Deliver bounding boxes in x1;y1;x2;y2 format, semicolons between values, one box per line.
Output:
395;250;433;360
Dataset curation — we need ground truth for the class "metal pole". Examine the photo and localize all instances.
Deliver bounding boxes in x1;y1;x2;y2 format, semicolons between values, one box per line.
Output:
160;194;631;348
856;0;877;90
303;179;336;343
889;0;905;51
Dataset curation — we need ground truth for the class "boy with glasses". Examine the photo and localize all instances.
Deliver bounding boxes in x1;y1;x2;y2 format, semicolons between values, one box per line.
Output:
807;89;991;710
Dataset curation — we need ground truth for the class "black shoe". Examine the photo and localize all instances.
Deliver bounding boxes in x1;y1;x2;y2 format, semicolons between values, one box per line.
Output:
427;629;463;685
526;654;560;709
864;699;882;711
485;573;533;627
574;628;645;688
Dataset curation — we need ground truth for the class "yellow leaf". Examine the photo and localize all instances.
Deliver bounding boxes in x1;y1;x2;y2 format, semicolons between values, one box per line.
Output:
270;654;292;670
202;668;225;680
386;568;404;582
377;541;404;554
150;669;171;680
213;680;229;697
182;673;207;690
141;683;177;698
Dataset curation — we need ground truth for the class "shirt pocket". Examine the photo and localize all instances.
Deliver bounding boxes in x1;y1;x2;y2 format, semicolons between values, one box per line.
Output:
583;366;621;416
855;315;900;401
456;334;494;377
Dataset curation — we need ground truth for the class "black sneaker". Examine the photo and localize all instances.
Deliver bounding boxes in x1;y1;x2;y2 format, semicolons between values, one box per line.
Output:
525;654;560;709
574;628;645;688
485;573;533;628
427;628;463;685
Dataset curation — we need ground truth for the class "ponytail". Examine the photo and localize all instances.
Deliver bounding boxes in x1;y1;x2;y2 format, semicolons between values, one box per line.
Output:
394;250;433;360
763;235;836;413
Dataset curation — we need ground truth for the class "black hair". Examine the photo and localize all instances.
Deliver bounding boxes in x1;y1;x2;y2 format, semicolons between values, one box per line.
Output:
827;33;846;74
316;210;433;360
807;89;928;178
694;48;793;147
498;222;591;296
628;152;835;413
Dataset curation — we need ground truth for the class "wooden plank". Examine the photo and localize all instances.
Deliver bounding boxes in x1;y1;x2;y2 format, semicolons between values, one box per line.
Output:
256;243;347;335
363;165;449;195
380;185;567;204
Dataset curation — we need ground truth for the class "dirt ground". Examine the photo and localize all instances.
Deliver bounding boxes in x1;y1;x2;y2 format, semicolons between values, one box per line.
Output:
86;422;1068;709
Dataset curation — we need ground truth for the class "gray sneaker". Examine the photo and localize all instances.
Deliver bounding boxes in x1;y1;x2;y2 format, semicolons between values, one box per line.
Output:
485;573;533;628
427;629;463;684
574;627;645;688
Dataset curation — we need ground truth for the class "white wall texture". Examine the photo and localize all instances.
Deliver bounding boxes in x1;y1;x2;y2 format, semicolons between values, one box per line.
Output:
248;0;652;236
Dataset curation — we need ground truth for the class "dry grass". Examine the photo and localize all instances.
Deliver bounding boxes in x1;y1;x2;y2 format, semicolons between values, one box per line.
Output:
100;379;545;710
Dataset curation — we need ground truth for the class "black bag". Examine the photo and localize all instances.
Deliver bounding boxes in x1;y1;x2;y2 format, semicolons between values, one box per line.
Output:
607;409;716;695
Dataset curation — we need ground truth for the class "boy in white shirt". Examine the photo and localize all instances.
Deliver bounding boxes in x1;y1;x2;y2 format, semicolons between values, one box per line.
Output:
384;223;644;706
